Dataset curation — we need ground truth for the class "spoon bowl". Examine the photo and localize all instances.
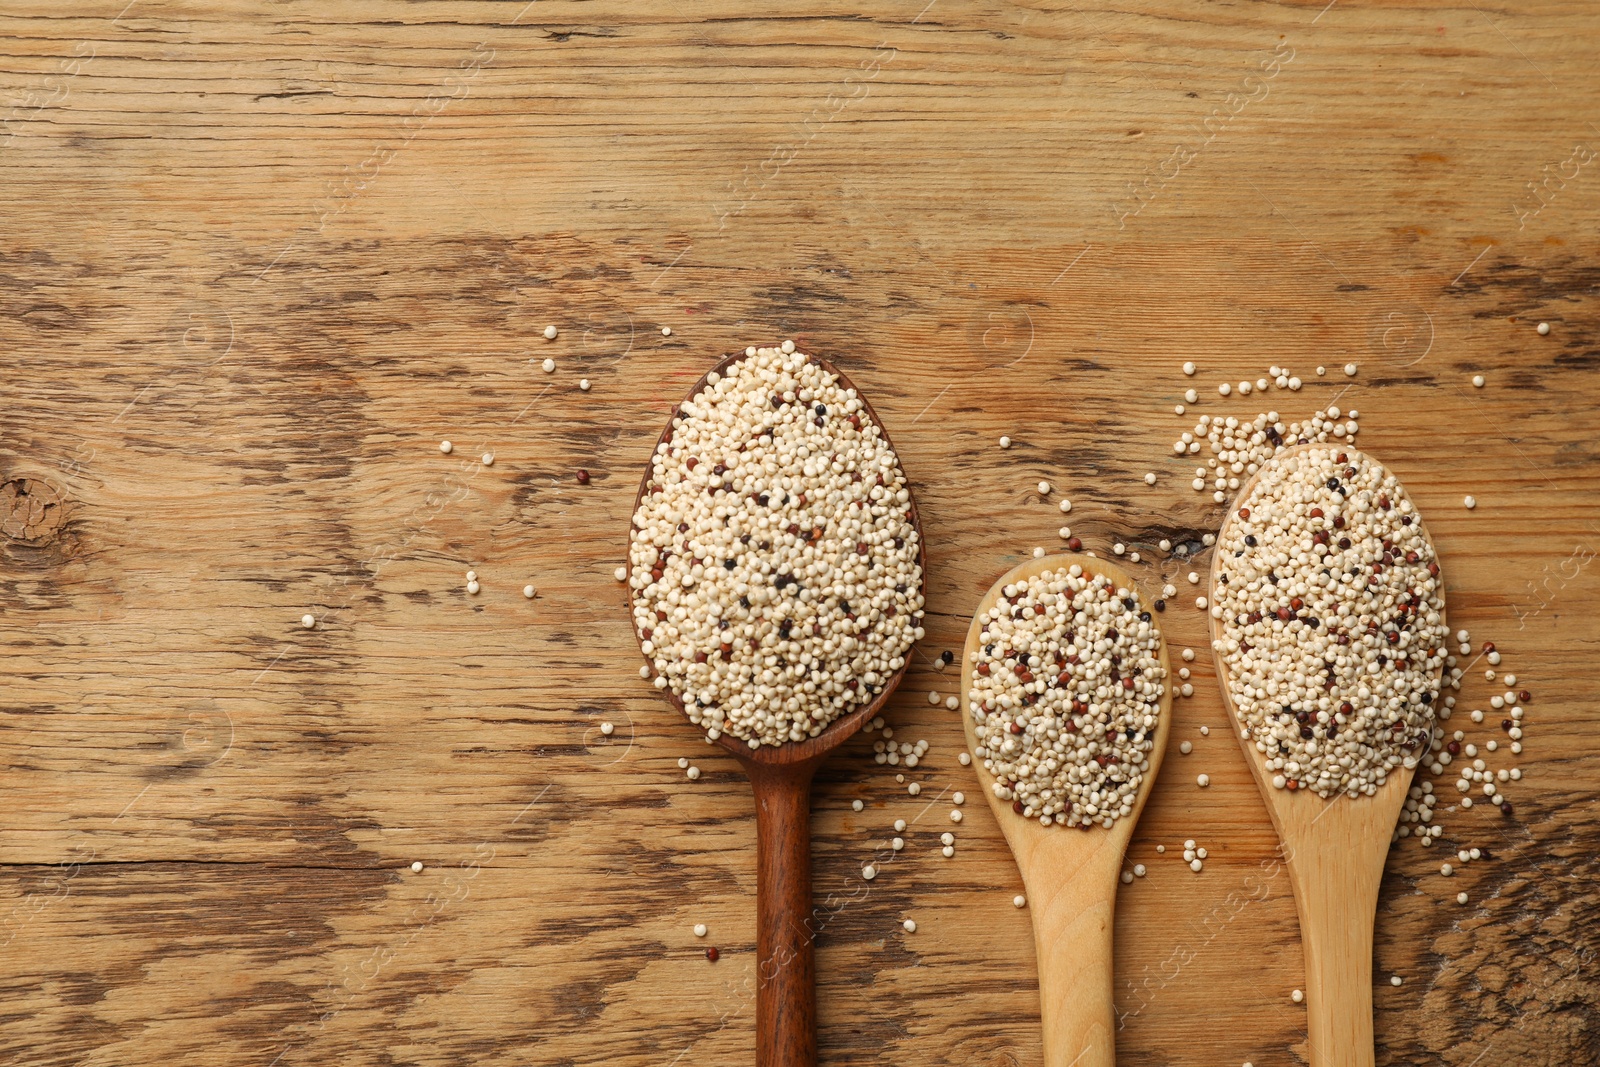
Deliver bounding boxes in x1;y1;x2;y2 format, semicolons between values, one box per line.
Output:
629;348;925;1067
962;553;1172;1067
1209;442;1445;1067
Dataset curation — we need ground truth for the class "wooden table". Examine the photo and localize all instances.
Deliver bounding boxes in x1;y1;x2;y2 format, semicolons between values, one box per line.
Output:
2;3;1596;1064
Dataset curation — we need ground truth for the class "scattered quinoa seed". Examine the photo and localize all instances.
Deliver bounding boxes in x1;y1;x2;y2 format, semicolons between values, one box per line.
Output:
524;585;536;598
1472;375;1485;388
411;861;423;873
1292;989;1304;1003
694;923;707;937
1464;495;1476;509
999;435;1012;449
903;918;917;933
544;325;558;340
542;358;556;373
439;440;452;454
301;614;316;629
1014;894;1027;908
1537;322;1550;335
600;722;614;736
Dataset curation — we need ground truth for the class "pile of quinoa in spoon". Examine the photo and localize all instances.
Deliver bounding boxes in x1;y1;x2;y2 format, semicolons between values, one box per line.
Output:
629;344;925;748
968;565;1166;828
1211;445;1448;798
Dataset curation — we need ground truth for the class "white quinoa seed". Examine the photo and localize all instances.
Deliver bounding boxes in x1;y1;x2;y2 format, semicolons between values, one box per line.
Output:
945;695;958;710
1472;375;1485;388
1183;362;1196;375
466;580;480;594
1391;975;1403;987
1292;988;1304;1003
301;614;316;629
903;918;917;933
1537;322;1550;335
439;440;452;454
908;782;921;796
1214;446;1447;798
1014;894;1027;908
411;860;423;873
694;923;707;937
967;565;1166;829
999;435;1011;449
542;358;556;373
851;799;863;811
1345;363;1358;376
1186;405;1362;501
600;721;614;736
1179;741;1192;755
1464;495;1476;509
614;566;628;582
1457;891;1469;904
544;325;558;340
580;378;592;392
662;326;672;336
629;347;924;748
1197;774;1210;787
1038;481;1052;496
863;865;877;880
523;584;536;598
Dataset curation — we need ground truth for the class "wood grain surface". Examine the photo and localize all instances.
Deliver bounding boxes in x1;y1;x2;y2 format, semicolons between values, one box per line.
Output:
1;2;1597;1065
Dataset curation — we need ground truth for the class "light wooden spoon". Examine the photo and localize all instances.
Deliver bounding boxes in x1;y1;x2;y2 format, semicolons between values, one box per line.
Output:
961;554;1172;1067
1209;442;1445;1067
629;349;925;1067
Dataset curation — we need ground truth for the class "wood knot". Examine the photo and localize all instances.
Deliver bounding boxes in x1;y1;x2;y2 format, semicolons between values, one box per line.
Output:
1;478;67;545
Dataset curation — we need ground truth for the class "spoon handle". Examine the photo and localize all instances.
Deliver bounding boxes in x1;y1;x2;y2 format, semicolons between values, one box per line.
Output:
750;764;818;1067
1029;846;1122;1067
1285;822;1389;1067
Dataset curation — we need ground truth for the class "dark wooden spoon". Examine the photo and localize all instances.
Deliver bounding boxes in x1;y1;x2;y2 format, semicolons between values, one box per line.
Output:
627;349;925;1067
